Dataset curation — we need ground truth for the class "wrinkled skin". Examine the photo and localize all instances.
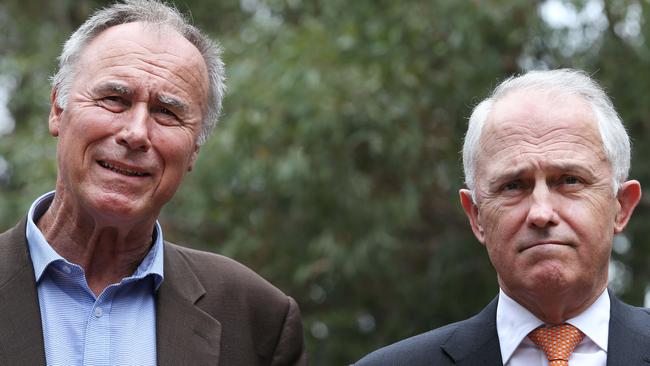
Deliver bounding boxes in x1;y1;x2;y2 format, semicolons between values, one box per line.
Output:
460;90;641;324
40;22;209;295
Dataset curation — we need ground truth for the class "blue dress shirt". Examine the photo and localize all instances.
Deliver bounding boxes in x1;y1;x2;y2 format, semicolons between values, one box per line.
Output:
26;192;164;366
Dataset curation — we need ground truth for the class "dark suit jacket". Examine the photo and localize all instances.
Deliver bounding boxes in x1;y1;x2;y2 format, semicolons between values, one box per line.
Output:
355;292;650;366
0;218;307;365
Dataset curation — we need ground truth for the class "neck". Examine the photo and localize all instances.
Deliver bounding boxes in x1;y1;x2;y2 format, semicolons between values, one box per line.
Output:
37;193;156;297
501;281;606;325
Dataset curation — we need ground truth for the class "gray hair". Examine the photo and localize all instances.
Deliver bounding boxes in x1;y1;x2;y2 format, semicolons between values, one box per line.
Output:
51;0;225;145
462;69;630;201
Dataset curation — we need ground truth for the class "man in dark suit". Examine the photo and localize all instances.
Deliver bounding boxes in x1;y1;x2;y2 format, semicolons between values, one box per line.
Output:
0;1;306;364
356;69;647;366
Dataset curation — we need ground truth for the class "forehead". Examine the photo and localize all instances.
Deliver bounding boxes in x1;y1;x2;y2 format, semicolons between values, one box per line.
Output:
477;89;608;175
74;22;209;105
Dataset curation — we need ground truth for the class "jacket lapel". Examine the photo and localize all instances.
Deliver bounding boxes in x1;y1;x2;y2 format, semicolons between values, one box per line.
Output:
440;291;650;365
440;297;503;365
607;290;650;365
156;242;222;366
0;218;46;365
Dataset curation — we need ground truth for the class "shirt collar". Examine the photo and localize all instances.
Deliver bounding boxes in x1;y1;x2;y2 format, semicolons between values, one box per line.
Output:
496;288;610;364
566;288;610;351
26;191;164;289
497;289;544;364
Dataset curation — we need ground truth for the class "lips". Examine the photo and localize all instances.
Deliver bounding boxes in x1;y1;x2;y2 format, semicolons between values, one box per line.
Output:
97;160;150;177
520;240;571;252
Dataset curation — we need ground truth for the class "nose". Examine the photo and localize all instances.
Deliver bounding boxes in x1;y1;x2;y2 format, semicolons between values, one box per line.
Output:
116;104;151;152
526;183;559;228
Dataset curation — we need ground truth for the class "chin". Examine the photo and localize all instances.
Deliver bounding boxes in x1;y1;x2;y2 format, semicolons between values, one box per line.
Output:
88;193;151;223
525;267;575;295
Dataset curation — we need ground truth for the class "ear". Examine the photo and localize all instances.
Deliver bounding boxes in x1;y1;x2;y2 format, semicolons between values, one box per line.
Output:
614;180;642;233
187;143;201;172
48;87;64;137
460;189;486;244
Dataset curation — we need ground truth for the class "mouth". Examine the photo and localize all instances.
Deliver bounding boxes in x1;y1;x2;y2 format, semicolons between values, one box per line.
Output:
97;160;150;177
520;240;571;252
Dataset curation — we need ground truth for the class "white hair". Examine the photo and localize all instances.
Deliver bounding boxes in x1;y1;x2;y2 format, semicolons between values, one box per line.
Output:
50;0;226;145
462;69;630;201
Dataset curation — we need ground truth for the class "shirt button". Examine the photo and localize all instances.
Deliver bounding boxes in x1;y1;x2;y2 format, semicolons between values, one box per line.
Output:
94;307;103;318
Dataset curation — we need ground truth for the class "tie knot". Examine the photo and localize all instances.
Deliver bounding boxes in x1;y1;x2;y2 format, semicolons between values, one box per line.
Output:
528;324;585;366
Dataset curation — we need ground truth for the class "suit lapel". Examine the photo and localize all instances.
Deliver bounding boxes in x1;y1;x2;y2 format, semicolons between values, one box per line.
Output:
607;291;650;365
0;218;46;365
156;242;222;366
441;297;503;365
440;291;650;365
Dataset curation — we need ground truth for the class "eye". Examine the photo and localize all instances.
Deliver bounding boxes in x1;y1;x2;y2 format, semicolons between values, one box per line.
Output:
158;107;176;117
152;106;181;125
98;96;128;112
501;180;523;191
562;175;583;185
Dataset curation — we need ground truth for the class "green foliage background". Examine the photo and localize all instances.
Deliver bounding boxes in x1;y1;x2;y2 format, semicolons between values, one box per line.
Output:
2;0;650;364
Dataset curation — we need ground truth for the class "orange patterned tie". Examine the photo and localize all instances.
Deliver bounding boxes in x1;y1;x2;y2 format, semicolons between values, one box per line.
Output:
528;324;585;366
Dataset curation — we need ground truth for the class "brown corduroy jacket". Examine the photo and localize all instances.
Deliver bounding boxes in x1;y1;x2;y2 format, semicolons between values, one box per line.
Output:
0;217;307;365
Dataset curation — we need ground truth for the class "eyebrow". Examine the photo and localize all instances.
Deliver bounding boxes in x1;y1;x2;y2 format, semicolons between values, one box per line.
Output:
92;83;189;113
92;82;132;96
487;162;597;185
487;167;526;187
157;94;188;113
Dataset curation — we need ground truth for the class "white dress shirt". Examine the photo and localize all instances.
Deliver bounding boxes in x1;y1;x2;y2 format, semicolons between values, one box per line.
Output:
496;288;609;366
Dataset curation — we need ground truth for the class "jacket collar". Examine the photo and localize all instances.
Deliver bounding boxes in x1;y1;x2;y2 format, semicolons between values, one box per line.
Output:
607;290;650;365
0;217;47;365
440;296;503;365
155;242;222;365
439;290;650;365
0;218;223;365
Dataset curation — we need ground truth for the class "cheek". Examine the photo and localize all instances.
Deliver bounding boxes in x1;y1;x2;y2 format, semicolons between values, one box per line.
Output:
56;112;95;164
562;196;616;238
59;108;117;146
153;131;196;176
480;201;527;241
558;198;615;272
480;203;531;271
